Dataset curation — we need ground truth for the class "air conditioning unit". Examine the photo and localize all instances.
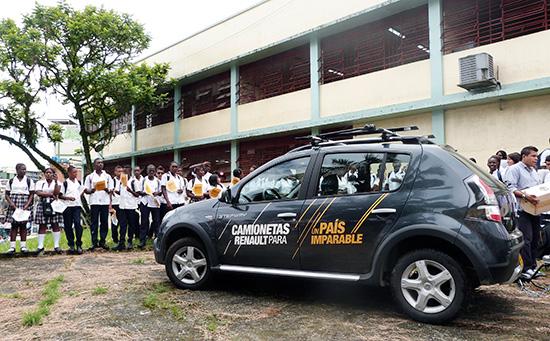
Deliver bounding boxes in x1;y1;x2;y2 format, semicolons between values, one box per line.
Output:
458;53;499;91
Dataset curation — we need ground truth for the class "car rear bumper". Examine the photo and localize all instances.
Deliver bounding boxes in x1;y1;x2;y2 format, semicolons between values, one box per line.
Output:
486;229;524;284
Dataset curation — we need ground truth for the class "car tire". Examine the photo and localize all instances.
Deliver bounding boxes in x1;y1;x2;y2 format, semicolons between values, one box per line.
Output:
390;249;469;324
165;237;211;290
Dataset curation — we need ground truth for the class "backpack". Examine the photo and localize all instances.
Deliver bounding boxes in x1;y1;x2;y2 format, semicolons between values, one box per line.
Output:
40;181;56;217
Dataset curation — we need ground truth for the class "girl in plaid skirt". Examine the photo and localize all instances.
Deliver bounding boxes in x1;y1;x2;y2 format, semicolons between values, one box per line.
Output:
35;168;63;254
4;163;35;254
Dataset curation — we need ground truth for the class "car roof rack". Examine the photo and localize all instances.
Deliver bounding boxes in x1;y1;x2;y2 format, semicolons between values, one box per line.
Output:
291;124;435;153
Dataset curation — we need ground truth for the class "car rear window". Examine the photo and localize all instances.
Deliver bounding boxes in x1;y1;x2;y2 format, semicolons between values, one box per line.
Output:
446;148;507;191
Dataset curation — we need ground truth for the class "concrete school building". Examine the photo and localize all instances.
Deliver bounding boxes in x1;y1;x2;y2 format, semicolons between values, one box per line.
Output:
101;0;550;175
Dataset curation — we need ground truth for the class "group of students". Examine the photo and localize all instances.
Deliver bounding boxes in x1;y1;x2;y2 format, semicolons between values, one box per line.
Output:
482;147;550;279
3;158;233;255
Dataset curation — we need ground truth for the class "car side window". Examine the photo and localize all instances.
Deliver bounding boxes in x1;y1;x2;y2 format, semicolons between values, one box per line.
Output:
239;157;310;204
382;154;411;192
317;153;385;196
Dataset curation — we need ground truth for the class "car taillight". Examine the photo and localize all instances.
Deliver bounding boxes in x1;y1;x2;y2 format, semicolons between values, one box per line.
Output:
470;175;502;223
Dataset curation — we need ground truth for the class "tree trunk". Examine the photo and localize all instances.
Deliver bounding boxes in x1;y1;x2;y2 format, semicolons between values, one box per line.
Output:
28;143;68;178
0;133;47;172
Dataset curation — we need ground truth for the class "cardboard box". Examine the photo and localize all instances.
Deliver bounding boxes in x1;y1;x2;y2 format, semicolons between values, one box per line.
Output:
520;183;550;215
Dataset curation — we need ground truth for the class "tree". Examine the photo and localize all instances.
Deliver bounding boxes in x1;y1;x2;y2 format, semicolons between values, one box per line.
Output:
0;18;67;175
1;2;170;174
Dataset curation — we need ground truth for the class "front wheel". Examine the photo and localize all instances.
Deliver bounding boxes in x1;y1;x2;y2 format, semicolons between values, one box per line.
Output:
165;238;211;290
390;249;469;324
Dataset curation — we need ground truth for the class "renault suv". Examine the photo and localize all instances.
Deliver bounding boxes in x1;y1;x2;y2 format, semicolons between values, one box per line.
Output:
154;125;523;324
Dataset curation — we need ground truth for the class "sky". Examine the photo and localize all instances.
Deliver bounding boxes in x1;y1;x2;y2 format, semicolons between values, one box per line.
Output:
1;0;263;171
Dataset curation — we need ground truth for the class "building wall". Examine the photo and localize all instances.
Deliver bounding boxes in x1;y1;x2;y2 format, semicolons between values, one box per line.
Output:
102;134;132;155
443;30;550;95
143;0;389;79
238;88;311;131
136;123;174;150
353;112;433;137
180;108;231;142
320;60;431;117
445;94;550;163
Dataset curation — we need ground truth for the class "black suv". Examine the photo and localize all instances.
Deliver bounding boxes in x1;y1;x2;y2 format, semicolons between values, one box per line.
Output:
154;125;523;324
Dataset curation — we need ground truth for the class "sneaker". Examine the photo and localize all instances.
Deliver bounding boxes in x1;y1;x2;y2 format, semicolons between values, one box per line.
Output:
112;244;126;251
100;243;109;251
36;248;44;256
534;270;546;278
54;247;62;254
6;247;15;255
127;243;134;250
21;246;28;253
68;246;75;254
543;255;550;265
76;247;83;255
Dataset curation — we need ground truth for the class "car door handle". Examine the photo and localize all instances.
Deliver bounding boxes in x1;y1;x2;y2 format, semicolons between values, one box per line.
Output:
277;212;297;219
371;208;396;214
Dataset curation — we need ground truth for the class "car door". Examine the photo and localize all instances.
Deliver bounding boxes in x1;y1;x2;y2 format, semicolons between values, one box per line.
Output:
298;151;412;274
215;155;314;269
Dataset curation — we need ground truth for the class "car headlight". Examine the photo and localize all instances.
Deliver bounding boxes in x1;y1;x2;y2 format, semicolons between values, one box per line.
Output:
163;209;176;223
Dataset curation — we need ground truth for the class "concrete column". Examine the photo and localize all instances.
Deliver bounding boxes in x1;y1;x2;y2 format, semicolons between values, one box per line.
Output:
173;85;182;163
131;105;137;168
429;0;445;144
230;63;240;171
231;140;239;172
310;34;321;122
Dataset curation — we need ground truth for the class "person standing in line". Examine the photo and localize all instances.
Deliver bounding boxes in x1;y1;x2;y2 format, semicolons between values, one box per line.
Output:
505;146;542;279
84;158;114;251
131;165;146;244
496;150;508;173
187;165;209;203
35;168;64;254
59;165;84;254
203;161;213;183
230;168;242;187
110;165;122;244
4;163;35;254
487;155;504;182
139;164;162;248
113;165;140;250
161;161;187;213
207;174;225;199
539;155;550;183
156;166;166;220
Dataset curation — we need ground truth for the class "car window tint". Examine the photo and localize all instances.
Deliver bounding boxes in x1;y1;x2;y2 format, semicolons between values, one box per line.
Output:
382;154;411;191
317;153;385;196
239;157;310;203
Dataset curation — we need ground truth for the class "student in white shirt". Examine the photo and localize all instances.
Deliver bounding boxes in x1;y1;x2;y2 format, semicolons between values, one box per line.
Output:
139;164;162;247
161;161;187;213
129;165;145;243
203;161;213;183
110;165;122;245
59;165;84;254
113;166;140;250
207;174;226;199
84;158;114;250
4;163;35;254
35;168;64;254
187;166;210;203
384;160;406;191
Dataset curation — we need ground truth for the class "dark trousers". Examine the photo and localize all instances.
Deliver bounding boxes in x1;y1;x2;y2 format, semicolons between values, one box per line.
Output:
518;210;541;270
160;203;182;220
90;205;109;246
140;205;160;243
119;208;138;245
111;205;120;242
63;206;82;248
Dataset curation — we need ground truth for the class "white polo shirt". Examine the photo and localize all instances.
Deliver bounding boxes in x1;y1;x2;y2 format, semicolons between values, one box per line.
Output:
161;172;187;205
187;177;209;196
131;176;147;205
142;176;162;208
117;179;138;210
111;177;121;205
61;178;83;207
84;171;114;206
35;179;59;203
7;176;35;195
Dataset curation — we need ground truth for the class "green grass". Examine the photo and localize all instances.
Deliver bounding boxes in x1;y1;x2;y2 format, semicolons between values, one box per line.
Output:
0;292;22;299
206;314;220;332
92;286;108;295
131;257;146;265
0;228;154;253
22;275;64;326
142;289;185;321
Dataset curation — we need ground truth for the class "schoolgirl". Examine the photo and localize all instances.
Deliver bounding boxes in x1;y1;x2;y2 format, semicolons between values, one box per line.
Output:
58;165;84;254
186;166;210;202
110;165;122;244
4;163;35;254
35;168;63;254
207;174;225;199
139;164;162;247
113;166;140;250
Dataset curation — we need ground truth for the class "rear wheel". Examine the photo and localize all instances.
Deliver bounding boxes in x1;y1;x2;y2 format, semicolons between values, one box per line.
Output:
165;238;211;290
390;249;469;324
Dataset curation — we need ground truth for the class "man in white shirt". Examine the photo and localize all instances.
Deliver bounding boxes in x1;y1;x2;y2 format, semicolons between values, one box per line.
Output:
84;158;114;250
110;165;122;244
187;166;209;202
161;161;187;214
203;161;212;183
384;160;406;191
59;165;84;254
139;164;162;248
113;166;140;250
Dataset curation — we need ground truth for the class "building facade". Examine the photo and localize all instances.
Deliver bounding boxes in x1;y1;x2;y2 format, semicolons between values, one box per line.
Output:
101;0;550;176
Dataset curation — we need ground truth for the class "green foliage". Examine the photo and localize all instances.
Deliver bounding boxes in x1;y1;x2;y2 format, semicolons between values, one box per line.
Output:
131;257;146;265
92;286;108;295
206;314;220;332
21;276;64;326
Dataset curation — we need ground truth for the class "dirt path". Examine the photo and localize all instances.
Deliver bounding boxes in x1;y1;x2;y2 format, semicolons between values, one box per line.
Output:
1;252;549;340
